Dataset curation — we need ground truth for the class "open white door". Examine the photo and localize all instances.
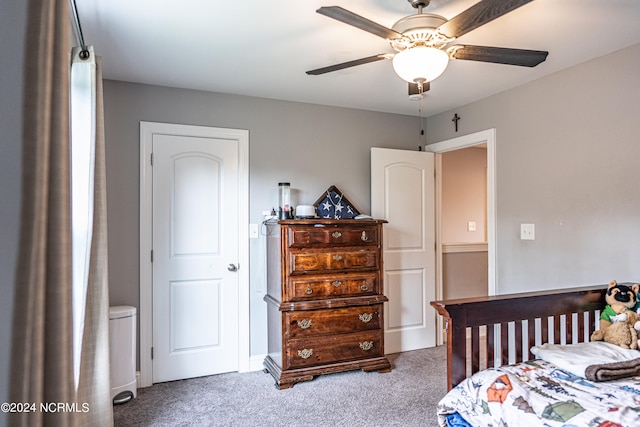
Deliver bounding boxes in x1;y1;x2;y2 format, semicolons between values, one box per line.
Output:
371;148;436;353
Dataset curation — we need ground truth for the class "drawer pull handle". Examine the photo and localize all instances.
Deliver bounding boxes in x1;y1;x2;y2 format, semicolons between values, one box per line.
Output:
359;313;373;323
361;231;368;241
332;231;342;238
305;284;313;295
333;255;342;261
360;282;368;291
298;349;313;359
332;280;343;287
297;319;312;329
359;341;374;351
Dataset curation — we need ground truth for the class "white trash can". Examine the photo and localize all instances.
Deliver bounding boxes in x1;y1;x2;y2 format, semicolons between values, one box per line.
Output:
109;305;137;404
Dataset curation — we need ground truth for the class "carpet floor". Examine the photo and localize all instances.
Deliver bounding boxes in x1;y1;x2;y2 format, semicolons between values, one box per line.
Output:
114;345;447;427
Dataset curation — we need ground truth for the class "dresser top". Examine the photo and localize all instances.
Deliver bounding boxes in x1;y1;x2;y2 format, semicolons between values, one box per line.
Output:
277;218;387;225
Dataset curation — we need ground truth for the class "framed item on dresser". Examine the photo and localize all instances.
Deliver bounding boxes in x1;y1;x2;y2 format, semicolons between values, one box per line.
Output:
313;185;360;219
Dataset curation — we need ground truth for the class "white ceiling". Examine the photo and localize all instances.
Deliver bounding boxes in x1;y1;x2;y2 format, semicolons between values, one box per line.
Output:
77;0;640;117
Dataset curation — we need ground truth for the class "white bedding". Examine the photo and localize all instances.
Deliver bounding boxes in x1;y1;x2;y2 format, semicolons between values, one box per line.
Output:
530;341;640;378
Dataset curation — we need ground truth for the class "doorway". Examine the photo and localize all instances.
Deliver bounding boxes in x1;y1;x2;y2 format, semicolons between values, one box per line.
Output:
440;145;488;300
426;129;496;344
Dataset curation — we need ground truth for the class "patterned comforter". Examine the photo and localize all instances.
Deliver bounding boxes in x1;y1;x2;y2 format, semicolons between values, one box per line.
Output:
437;359;640;426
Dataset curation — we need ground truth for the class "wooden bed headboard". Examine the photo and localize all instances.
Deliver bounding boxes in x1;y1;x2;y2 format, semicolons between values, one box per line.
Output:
431;285;606;390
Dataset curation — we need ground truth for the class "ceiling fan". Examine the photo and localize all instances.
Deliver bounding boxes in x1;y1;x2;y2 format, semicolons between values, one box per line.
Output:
306;0;549;96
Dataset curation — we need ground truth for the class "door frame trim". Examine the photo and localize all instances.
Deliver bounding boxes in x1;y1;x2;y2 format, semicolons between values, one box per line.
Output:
426;128;497;345
138;121;250;387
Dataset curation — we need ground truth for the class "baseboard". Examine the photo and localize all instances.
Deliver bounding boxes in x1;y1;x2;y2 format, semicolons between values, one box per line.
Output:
136;359;265;388
249;354;266;372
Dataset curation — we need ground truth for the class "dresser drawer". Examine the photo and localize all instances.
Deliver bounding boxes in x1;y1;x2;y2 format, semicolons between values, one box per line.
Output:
289;248;378;274
285;330;383;369
287;226;379;247
288;273;378;301
285;306;382;339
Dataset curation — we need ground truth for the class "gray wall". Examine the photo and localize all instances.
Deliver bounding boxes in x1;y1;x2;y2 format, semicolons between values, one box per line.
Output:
102;81;421;359
0;3;26;427
427;43;640;294
0;3;27;427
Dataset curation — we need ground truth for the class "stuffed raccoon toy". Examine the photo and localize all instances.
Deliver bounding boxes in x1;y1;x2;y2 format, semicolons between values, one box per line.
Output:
590;280;640;348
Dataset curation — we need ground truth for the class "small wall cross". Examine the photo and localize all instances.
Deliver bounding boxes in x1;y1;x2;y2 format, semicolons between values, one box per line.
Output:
452;113;460;132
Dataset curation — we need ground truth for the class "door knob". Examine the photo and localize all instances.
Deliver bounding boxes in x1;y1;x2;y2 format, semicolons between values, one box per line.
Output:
227;263;238;272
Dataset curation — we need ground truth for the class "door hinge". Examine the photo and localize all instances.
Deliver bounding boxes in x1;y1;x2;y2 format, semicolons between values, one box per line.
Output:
150;152;154;165
151;250;154;262
151;347;154;360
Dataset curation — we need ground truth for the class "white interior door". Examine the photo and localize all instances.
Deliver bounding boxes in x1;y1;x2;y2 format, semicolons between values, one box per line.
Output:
371;147;436;353
152;132;239;383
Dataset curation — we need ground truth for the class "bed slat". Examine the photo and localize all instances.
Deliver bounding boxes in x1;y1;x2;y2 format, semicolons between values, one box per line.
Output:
527;318;536;360
541;316;549;345
487;324;495;369
553;316;560;344
500;322;509;366
566;313;574;344
514;320;523;363
471;326;480;374
577;312;585;342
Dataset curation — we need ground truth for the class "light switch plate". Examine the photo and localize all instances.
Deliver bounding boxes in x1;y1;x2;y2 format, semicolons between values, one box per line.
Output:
249;223;259;239
520;223;535;240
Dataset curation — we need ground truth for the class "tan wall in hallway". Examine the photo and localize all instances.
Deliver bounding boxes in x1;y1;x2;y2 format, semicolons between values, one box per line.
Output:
443;249;488;300
442;146;487;243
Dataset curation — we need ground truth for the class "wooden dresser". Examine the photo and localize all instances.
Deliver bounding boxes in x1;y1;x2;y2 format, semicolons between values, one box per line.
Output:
263;219;391;389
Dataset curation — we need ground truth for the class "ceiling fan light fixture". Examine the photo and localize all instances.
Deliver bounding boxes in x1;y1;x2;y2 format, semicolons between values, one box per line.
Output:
392;46;448;84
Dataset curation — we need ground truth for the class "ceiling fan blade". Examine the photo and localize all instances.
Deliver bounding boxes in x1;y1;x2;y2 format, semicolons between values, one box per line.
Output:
448;45;548;67
438;0;534;39
306;54;391;75
408;82;430;95
317;6;403;40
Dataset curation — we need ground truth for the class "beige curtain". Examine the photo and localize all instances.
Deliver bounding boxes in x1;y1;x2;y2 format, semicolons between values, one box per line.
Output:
10;0;75;425
11;0;113;425
75;52;114;426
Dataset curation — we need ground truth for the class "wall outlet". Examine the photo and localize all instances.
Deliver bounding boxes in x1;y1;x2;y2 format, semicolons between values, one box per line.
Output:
520;223;535;240
467;221;476;231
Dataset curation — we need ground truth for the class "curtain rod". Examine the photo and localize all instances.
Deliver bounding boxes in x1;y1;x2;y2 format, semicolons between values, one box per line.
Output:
70;0;90;59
